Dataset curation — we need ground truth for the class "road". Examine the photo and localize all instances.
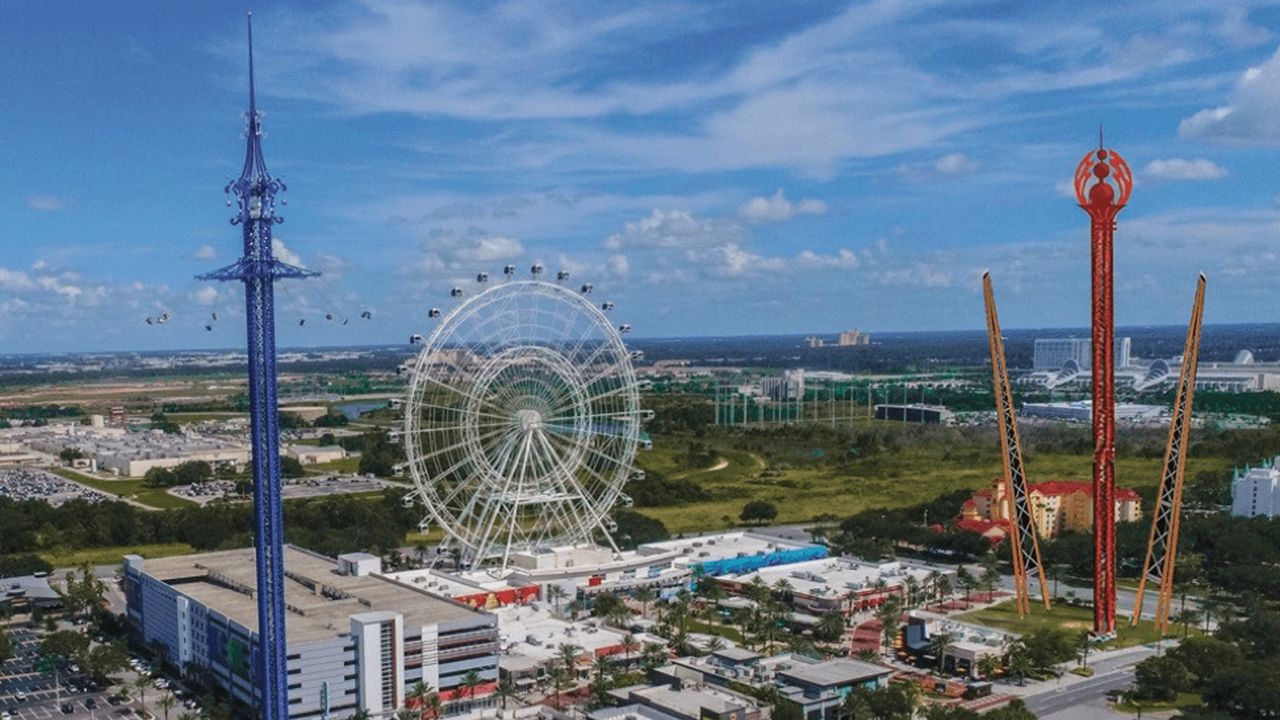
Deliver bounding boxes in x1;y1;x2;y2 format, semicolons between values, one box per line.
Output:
1024;646;1156;717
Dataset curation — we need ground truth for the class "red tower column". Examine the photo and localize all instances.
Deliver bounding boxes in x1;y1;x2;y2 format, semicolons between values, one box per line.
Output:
1074;145;1131;636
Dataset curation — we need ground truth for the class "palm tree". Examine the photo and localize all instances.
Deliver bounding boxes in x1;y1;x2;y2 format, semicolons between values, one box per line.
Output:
558;643;582;681
634;587;656;617
460;669;483;710
158;691;176;720
425;693;443;720
955;566;976;606
875;596;901;656
976;655;1000;680
547;585;569;615
1077;631;1091;669
1006;642;1033;686
396;711;416;720
903;576;921;609
133;673;150;716
1174;607;1202;639
855;648;879;664
620;632;639;665
929;631;954;673
407;681;432;720
934;575;953;606
495;678;517;711
980;551;1001;599
704;636;727;655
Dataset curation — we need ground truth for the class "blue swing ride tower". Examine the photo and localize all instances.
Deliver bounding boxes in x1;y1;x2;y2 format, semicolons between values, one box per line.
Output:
199;14;316;718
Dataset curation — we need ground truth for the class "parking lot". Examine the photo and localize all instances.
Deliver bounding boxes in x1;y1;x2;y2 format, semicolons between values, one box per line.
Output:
0;627;150;720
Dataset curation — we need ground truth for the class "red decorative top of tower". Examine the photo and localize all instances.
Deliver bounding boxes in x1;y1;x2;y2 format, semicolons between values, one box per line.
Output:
1074;147;1132;219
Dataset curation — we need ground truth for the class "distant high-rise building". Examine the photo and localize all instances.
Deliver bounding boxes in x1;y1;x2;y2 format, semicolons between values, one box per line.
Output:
837;329;870;346
1032;337;1130;371
1231;460;1280;518
805;336;826;348
761;369;805;401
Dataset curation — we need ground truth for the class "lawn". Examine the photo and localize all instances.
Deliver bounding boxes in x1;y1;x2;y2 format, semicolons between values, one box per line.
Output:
39;542;195;568
634;429;1228;535
957;600;1192;649
49;468;196;510
306;457;362;474
1113;691;1202;714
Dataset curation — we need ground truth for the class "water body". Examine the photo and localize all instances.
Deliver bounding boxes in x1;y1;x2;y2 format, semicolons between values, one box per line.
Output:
332;400;388;419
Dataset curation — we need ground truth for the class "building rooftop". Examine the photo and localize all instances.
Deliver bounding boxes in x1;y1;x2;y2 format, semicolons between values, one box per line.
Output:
132;546;483;644
712;647;761;664
777;658;891;688
637;531;814;561
715;557;940;599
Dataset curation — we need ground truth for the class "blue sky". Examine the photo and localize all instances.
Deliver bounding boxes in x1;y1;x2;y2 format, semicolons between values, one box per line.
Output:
4;0;1280;352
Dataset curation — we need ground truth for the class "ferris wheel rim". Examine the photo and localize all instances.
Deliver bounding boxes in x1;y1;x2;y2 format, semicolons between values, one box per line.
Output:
403;279;641;567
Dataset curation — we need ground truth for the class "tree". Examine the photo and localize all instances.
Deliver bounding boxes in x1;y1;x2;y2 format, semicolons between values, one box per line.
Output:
460;669;482;710
984;699;1038;720
1167;636;1244;687
159;692;176;720
59;447;85;464
876;596;902;656
42;629;89;661
739;500;778;525
815;612;846;643
281;456;306;479
621;632;639;664
83;641;129;684
0;625;11;665
634;586;655;616
929;631;954;672
134;673;151;716
955;565;977;606
1173;607;1202;639
980;551;1001;599
406;680;432;719
495;678;517;711
1133;655;1189;701
547;585;569;615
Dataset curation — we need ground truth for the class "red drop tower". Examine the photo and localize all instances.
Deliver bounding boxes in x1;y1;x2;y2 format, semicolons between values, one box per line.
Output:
1074;141;1132;636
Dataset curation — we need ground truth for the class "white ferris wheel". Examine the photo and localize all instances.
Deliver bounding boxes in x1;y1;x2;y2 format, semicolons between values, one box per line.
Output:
403;267;644;570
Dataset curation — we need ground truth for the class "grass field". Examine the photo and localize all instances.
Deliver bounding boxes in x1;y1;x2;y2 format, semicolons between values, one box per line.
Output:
49;468;196;510
634;429;1228;534
1113;692;1202;714
39;542;195;568
957;600;1190;649
307;457;362;474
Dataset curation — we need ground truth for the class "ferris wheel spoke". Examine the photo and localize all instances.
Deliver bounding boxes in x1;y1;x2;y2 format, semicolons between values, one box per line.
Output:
530;430;597;538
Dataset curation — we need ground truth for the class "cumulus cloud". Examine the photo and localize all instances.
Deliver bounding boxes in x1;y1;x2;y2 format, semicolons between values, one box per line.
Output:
1143;158;1228;181
272;238;303;266
898;152;980;181
0;268;37;292
1180;46;1280;143
737;190;829;222
604;209;744;250
421;231;524;272
26;195;65;212
192;287;220;306
795;249;859;269
194;244;218;260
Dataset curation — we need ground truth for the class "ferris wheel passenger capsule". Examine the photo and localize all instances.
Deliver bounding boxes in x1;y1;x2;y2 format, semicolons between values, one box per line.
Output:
628;350;644;360
410;334;424;344
556;270;570;282
476;272;489;283
601;302;614;311
618;324;631;333
450;287;464;298
580;283;593;294
428;308;442;318
531;263;544;276
504;264;516;277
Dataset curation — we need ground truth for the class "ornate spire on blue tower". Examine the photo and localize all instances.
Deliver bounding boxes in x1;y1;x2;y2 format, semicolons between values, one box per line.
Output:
198;13;316;720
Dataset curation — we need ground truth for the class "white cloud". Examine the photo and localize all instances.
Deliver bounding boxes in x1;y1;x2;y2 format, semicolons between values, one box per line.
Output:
934;152;978;175
1143;158;1228;181
795;249;859;269
607;254;629;278
738;190;829;222
194;244;218;260
26;195;65;212
191;287;219;306
421;232;524;272
272;238;303;266
0;268;36;292
605;209;744;250
1180;46;1280;143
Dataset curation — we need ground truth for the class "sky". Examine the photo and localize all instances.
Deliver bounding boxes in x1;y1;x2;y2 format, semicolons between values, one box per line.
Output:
4;0;1280;352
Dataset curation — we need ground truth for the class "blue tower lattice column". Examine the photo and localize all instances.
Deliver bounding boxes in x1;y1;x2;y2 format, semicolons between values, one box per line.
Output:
199;15;317;720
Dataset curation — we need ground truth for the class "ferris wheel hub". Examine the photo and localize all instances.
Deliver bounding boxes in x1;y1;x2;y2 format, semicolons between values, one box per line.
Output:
515;408;543;432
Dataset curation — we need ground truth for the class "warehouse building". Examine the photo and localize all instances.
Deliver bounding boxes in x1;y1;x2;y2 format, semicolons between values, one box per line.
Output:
124;546;498;719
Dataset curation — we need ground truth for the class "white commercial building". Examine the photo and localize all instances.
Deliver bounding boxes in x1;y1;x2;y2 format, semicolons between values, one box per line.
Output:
1033;337;1131;371
1231;459;1280;518
124;546;499;719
